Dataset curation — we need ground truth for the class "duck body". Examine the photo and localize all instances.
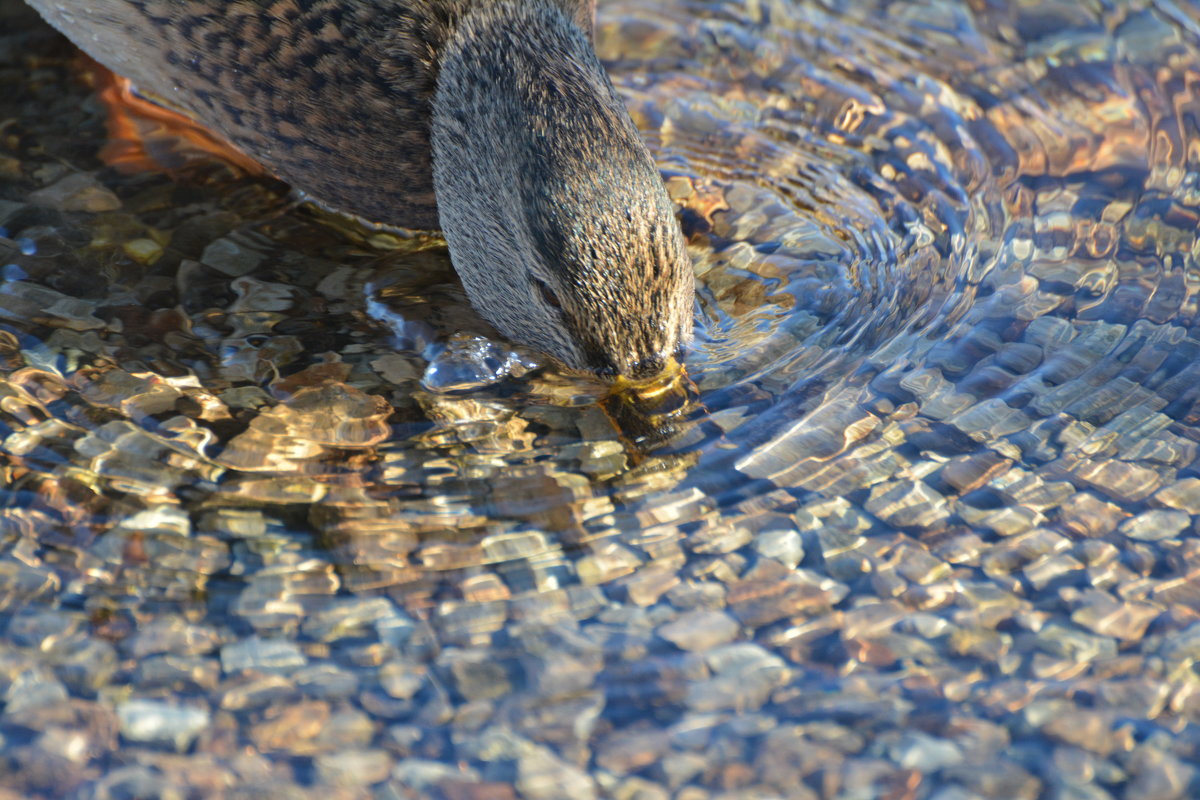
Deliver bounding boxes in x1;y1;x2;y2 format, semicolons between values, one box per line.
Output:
26;0;694;378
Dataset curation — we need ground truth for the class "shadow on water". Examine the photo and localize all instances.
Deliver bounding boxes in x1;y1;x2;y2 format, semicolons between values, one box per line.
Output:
2;0;1200;796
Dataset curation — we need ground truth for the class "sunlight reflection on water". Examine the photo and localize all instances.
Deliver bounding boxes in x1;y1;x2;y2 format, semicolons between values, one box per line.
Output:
1;0;1200;796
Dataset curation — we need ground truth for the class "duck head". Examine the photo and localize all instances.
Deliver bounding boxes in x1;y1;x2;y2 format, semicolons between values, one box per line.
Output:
430;0;694;379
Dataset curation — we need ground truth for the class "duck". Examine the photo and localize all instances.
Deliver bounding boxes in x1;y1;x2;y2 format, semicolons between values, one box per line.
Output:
25;0;695;380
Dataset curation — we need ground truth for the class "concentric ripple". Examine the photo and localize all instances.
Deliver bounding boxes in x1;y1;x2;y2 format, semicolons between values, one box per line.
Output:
2;0;1200;796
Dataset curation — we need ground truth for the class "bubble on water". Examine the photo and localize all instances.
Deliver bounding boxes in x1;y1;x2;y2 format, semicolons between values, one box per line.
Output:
422;335;540;392
15;238;35;256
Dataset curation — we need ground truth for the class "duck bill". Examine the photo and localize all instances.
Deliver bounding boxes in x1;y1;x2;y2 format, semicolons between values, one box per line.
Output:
601;359;702;447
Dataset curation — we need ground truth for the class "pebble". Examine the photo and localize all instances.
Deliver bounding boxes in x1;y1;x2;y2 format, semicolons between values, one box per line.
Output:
379;660;425;700
28;173;121;212
612;777;671;800
889;732;964;772
444;649;513;702
122;237;163;264
314;748;394;787
435;599;508;647
516;744;597;800
727;561;847;628
1119;509;1190;541
1036;623;1118;663
439;781;520;800
596;729;669;775
618;564;680;607
116;699;209;751
577;542;643;585
89;766;180;800
659;751;708;788
126;617;222;659
1040;709;1119;756
314;708;376;750
200;232;267;276
291;664;360;701
247;701;329;754
299;596;400;642
657;609;739;652
219;637;307;674
666;580;727;610
1125;746;1194;800
4;668;68;717
134;655;221;692
1153;478;1200;514
52;639;119;694
813;525;872;581
751;525;805;569
7;608;82;649
865;480;950;528
217;674;297;710
392;758;482;791
687;643;790;712
1070;590;1160;641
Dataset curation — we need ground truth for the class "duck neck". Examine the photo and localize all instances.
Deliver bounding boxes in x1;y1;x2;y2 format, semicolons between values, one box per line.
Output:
429;0;677;367
429;0;642;247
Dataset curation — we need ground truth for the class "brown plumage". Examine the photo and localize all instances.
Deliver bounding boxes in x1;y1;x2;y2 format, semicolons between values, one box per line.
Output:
25;0;695;378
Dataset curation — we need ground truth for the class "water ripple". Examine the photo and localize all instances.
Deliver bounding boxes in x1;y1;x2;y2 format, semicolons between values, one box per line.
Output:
4;0;1200;795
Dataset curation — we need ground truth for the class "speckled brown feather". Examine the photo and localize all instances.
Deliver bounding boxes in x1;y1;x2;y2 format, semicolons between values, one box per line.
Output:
26;0;593;228
25;0;694;378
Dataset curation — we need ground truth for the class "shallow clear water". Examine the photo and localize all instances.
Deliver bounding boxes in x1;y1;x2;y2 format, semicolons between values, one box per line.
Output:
2;0;1200;797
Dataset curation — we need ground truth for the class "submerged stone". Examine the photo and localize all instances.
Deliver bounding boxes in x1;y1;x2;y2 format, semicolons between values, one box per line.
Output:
28;173;121;213
116;699;209;751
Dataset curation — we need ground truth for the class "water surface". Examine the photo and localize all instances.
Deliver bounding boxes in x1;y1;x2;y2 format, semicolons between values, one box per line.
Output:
2;0;1200;797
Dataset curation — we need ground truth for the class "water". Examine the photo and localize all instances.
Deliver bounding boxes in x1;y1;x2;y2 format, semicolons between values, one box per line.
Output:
1;0;1200;796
